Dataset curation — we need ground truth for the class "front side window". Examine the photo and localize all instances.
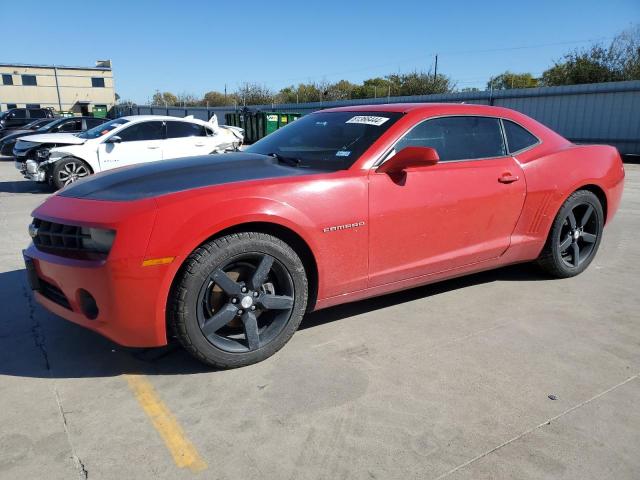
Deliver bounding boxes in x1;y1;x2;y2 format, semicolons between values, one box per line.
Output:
12;109;27;119
503;119;539;154
78;118;130;139
57;119;82;132
118;121;165;142
166;121;206;138
247;111;403;170
2;74;13;85
21;75;37;86
393;116;506;162
91;77;105;88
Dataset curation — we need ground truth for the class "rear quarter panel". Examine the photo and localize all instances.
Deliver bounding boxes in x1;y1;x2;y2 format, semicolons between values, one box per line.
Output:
509;143;625;260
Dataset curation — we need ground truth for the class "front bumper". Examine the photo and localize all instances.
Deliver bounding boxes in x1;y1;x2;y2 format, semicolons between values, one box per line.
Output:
15;159;47;182
24;195;167;347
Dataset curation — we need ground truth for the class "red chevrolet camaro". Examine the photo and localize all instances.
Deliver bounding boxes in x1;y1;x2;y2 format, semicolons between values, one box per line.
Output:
24;103;625;368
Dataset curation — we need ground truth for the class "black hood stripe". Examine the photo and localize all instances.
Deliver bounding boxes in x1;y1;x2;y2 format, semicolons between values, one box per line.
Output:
58;153;323;201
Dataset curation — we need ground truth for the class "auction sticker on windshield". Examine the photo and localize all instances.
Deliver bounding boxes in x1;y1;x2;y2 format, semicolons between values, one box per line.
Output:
345;115;390;126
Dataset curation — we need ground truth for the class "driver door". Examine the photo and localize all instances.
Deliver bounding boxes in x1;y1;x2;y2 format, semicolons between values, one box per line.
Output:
368;116;526;287
97;121;165;171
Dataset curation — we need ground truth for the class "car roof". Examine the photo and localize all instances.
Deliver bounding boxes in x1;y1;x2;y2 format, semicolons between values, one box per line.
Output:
120;115;204;123
321;102;518;117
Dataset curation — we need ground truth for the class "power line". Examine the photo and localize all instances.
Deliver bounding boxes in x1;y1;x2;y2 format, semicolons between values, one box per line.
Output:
261;36;613;87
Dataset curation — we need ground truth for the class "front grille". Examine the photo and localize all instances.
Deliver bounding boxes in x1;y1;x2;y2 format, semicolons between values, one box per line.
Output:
32;219;88;252
40;279;71;310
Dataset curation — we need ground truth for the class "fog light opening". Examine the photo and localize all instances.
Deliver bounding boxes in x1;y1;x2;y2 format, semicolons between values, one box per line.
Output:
78;289;99;320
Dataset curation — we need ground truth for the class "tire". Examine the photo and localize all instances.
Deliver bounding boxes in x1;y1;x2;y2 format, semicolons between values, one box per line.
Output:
537;190;604;278
169;232;309;368
52;157;92;190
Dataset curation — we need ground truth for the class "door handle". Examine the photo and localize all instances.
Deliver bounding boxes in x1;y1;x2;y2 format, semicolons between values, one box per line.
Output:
147;146;159;149
195;143;206;147
498;173;519;184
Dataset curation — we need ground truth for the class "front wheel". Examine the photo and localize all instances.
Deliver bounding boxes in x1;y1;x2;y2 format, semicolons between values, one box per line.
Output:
52;157;92;190
169;232;309;368
537;190;604;278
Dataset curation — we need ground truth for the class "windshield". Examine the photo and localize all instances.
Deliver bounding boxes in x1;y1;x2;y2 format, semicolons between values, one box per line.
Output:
77;118;129;139
36;118;66;132
246;111;403;170
26;118;55;129
0;111;8;120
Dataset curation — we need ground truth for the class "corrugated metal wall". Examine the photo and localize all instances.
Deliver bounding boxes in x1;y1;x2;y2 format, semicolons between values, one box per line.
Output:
113;80;640;154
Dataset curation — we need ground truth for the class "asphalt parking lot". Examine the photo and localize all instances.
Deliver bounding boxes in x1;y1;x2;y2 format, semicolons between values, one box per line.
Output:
0;157;639;480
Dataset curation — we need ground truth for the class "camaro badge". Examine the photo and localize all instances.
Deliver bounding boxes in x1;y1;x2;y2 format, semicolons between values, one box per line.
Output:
323;221;365;233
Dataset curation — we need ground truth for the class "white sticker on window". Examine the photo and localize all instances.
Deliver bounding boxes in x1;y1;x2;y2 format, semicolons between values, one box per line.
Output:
336;150;351;157
345;115;390;126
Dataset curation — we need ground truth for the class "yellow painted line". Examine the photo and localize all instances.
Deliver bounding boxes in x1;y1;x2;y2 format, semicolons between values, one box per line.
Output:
126;374;207;473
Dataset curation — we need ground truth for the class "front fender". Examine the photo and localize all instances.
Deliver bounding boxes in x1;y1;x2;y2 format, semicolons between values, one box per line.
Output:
147;195;320;260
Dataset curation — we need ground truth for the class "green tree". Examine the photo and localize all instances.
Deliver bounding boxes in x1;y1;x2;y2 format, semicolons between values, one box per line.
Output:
202;91;234;106
151;90;178;106
542;25;640;86
235;83;274;106
386;71;455;96
487;72;539;90
176;93;201;107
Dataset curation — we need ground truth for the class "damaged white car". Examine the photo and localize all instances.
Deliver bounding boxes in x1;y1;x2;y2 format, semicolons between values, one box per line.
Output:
14;115;244;189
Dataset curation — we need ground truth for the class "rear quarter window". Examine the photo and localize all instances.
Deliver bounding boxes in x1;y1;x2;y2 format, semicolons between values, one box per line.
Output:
503;120;539;154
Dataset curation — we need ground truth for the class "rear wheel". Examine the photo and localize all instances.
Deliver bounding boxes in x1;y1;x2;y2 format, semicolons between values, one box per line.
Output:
169;232;308;368
537;190;604;278
52;157;92;190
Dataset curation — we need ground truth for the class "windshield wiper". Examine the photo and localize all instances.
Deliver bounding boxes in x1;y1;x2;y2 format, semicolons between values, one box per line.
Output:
267;152;301;167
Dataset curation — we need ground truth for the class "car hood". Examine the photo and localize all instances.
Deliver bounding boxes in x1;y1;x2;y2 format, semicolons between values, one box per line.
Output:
58;153;325;201
19;133;85;145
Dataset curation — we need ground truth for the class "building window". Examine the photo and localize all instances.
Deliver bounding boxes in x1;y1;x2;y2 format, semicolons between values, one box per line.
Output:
21;75;37;86
26;103;41;108
2;74;13;85
91;77;105;88
6;103;17;109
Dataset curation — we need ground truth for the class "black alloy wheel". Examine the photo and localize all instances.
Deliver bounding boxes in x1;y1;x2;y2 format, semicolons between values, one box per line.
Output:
537;190;604;278
169;232;308;368
196;253;294;353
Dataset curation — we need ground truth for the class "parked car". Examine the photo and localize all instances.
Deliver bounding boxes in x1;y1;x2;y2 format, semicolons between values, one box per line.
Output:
0;117;53;139
1;116;107;156
23;104;624;368
15;114;244;189
0;107;55;134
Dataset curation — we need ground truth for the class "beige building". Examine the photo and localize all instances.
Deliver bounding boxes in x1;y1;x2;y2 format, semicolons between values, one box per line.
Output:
0;60;115;117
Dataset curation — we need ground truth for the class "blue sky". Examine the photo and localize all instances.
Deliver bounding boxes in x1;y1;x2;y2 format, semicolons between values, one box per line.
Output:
1;0;638;102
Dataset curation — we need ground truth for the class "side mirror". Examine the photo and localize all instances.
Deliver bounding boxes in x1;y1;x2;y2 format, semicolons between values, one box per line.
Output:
376;146;439;174
107;135;122;144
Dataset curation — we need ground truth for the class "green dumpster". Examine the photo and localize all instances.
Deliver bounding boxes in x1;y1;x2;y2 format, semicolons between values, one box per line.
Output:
226;111;301;143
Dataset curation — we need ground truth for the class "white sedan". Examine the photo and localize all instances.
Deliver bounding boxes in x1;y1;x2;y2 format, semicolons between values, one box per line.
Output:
14;115;244;189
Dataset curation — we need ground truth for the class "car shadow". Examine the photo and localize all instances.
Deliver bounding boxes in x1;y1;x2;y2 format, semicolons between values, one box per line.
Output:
0;180;53;194
0;263;548;379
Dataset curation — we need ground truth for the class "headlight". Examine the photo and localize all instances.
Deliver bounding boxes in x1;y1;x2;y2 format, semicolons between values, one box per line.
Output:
36;148;50;159
25;159;39;174
80;227;116;253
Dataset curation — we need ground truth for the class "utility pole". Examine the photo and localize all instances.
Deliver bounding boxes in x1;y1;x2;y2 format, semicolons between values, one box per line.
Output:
53;66;62;112
433;54;438;82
